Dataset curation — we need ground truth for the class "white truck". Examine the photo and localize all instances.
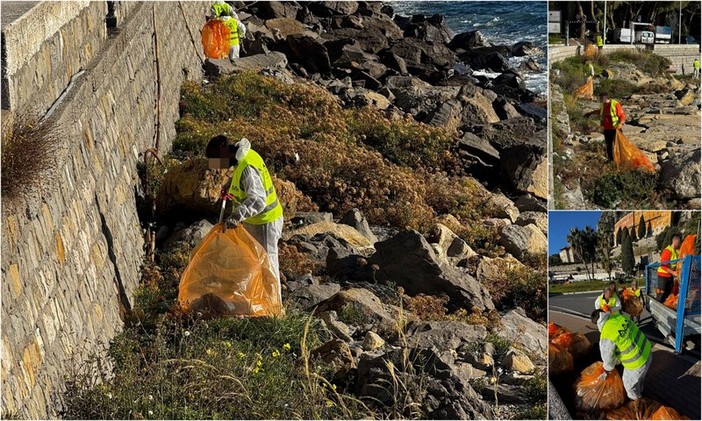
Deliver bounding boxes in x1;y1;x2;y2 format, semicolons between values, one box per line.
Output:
613;28;632;43
635;30;655;44
655;26;672;43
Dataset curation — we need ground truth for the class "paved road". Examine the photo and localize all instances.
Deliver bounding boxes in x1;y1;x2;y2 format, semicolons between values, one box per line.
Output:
549;311;701;420
1;1;39;29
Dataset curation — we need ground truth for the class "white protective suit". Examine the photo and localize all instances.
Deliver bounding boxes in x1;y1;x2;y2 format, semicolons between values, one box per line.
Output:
597;313;653;400
229;140;283;292
220;16;246;60
594;293;622;325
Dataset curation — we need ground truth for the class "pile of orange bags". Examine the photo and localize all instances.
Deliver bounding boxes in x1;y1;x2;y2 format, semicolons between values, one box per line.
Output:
613;131;656;173
549;322;591;374
575;361;626;412
178;224;283;318
584;43;598;58
605;397;690;420
621;288;644;317
663;293;679;310
201;19;231;59
574;77;594;99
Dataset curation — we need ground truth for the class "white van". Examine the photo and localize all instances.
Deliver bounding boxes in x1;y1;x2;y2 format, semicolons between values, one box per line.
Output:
613;28;632;43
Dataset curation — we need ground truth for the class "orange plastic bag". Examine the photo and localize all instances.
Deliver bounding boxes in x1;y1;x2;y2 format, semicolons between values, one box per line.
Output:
663;293;678;310
201;19;231;59
549;343;574;374
551;331;591;358
622;297;644;317
575;362;626;412
606;398;663;420
621;288;634;300
613;131;656;173
178;224;282;317
651;405;690;420
549;322;567;339
574;77;594;99
584;44;598;58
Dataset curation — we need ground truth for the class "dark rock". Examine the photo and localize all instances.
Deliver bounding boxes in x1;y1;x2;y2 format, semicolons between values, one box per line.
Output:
514;194;547;213
516;102;548;120
380;4;394;17
518;57;541;72
164;219;213;248
314;288;400;336
287;232;359;262
285;273;319;292
203;53;288;77
286;34;331;74
260;1;301;19
477;383;528;404
660;148;700;199
511;41;542;57
469;52;511;72
308;1;359;17
493;97;522;120
494;71;525;89
245;38;270;55
497;308;547;362
357;61;387;80
405;320;487;351
289;283;342;310
368;230;495;311
340;208;378;243
379;51;409;74
457;132;500;163
448;30;491;51
499;224;546;259
328;41;377;68
424;99;463;133
351;69;382;90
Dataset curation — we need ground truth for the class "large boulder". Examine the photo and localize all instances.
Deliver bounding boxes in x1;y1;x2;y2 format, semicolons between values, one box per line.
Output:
659;148;701;200
265;18;317;38
368;230;494;311
515;211;547;235
203;53;288;77
404;320;487;352
426;223;477;264
308;1;359;16
260;1;301;19
287;221;374;249
499;224;546;259
286;34;332;73
475;256;528;284
314;288;401;336
288;283;341;311
164;219;214;248
488;193;520;223
511;41;542;57
448;30;491;51
497;308;547;362
467;52;511;72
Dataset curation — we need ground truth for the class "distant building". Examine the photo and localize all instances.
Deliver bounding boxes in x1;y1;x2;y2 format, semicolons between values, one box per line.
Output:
613;211;672;243
560;246;575;263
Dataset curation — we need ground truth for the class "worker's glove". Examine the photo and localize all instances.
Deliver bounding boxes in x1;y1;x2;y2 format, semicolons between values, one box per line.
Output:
597;371;609;382
602;304;610;312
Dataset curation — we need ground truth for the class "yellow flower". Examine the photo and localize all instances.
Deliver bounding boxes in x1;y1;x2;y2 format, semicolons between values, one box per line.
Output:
325;400;335;408
252;367;260;374
331;384;337;391
282;343;291;352
205;349;216;357
256;359;263;368
272;349;281;358
223;341;232;348
237;351;245;359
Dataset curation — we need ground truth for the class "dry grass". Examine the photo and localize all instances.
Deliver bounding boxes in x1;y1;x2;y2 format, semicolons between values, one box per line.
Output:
1;115;60;209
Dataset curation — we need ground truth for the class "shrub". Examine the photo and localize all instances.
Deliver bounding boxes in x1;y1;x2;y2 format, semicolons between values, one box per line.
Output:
595;78;639;99
485;333;511;361
62;312;372;420
607;49;672;76
1;115;60;208
589;170;659;209
175;72;498;237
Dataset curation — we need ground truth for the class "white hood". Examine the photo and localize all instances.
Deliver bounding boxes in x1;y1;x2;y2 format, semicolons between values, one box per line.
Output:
235;138;250;161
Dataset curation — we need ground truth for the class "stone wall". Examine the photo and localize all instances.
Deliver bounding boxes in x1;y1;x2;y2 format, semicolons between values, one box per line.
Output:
1;1;107;114
1;2;208;417
549;43;701;74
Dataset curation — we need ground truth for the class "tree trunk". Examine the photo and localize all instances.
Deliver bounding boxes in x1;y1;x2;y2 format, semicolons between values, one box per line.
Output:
591;0;600;34
577;1;587;39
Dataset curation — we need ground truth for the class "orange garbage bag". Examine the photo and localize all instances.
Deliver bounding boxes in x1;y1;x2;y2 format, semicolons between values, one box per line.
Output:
663;293;678;310
613;130;656;173
622;297;644;317
178;224;283;317
606;398;663;420
549;343;574;374
551;331;591;358
574;77;594;99
201;19;231;59
575;361;626;412
549;322;567;339
584;44;598;58
621;288;634;300
651;405;690;420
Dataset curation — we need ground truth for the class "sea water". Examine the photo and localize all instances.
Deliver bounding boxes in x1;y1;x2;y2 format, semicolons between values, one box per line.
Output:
389;1;547;95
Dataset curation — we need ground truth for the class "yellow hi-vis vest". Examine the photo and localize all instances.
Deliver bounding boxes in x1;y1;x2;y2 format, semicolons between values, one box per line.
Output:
657;245;678;276
694;59;700;70
228;149;283;225
601;313;651;370
596;35;604;47
600;99;620;127
626;287;641;298
212;2;230;17
221;17;242;46
598;295;619;314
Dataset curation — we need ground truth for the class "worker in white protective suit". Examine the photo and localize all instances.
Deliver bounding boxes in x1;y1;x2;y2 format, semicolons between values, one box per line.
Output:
209;1;246;60
594;286;621;326
205;135;284;289
591;309;653;400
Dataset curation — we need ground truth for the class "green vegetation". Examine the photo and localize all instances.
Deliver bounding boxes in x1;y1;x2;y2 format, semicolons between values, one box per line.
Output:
589;170;660;209
485;333;511;362
175;72;498;251
549;279;610;294
607;49;672;77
